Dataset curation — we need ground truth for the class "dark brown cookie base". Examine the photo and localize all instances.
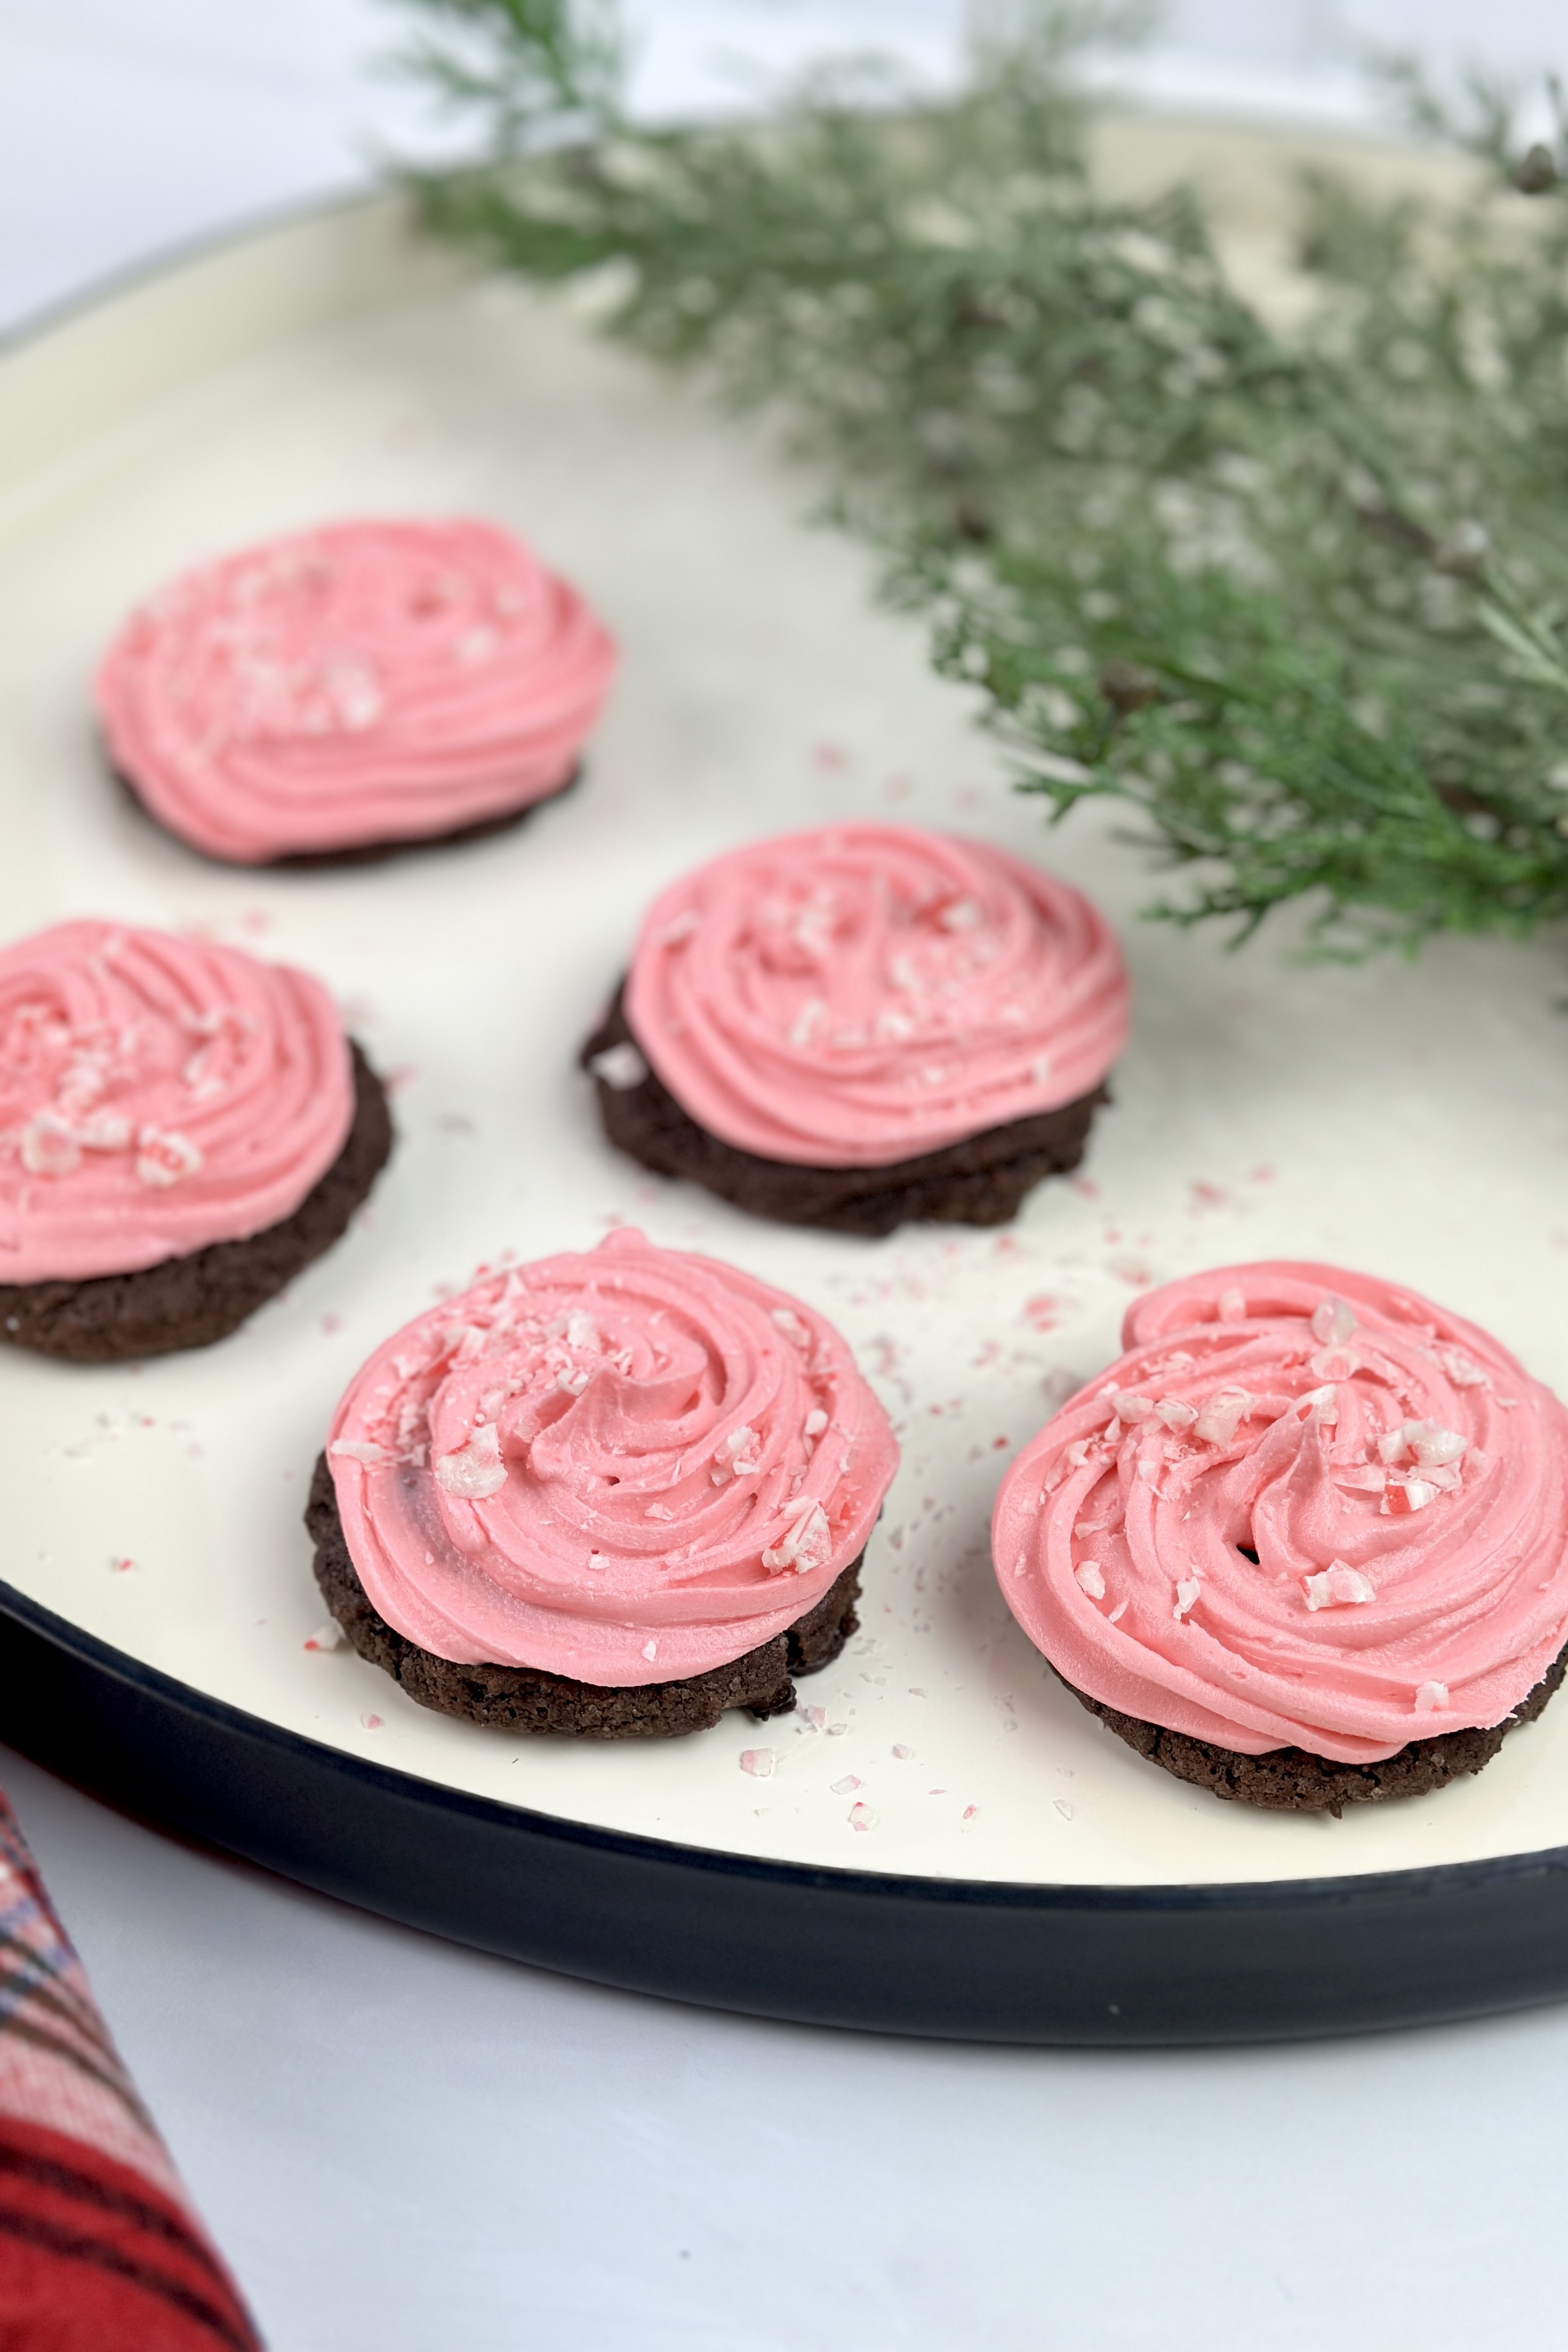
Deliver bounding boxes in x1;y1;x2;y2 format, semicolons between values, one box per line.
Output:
582;990;1107;1238
1059;1645;1568;1815
112;760;581;870
306;1453;863;1739
0;1042;393;1362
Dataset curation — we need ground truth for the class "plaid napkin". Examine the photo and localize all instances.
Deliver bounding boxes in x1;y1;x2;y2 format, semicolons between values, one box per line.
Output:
0;1786;262;2350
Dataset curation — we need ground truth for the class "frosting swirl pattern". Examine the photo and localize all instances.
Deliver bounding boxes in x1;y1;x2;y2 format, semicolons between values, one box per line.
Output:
327;1229;899;1683
993;1262;1568;1763
97;518;617;863
624;824;1128;1167
0;921;355;1282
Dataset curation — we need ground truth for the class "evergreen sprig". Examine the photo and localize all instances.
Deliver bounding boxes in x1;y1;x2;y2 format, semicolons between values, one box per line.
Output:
386;0;623;152
392;0;1568;954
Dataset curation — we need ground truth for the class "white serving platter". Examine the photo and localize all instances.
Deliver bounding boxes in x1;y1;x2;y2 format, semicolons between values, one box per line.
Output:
3;128;1565;2040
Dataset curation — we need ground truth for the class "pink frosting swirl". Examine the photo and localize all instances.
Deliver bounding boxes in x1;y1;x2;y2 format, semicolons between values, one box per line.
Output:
623;824;1128;1167
0;920;355;1281
327;1229;900;1683
96;517;617;863
993;1261;1568;1763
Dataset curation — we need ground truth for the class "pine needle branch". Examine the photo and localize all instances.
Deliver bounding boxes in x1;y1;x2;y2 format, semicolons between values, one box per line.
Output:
388;0;1568;956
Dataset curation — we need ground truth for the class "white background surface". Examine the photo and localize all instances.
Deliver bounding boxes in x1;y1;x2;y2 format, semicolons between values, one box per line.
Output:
6;7;1568;2350
6;0;1568;334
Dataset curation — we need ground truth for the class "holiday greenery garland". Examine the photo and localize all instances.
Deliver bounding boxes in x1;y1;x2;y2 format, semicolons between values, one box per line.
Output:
390;0;1568;954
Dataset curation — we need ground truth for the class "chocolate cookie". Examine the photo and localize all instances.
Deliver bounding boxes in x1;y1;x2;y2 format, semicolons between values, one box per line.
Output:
306;1453;863;1738
582;991;1106;1238
113;762;581;871
0;1043;393;1362
1059;1646;1568;1815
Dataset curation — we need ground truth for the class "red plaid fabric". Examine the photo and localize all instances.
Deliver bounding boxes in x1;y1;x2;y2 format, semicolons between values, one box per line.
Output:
0;1788;262;2349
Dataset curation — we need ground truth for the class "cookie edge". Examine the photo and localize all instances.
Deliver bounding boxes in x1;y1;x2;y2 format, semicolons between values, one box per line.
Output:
0;1041;393;1360
582;989;1106;1237
305;1452;864;1740
1056;1649;1568;1813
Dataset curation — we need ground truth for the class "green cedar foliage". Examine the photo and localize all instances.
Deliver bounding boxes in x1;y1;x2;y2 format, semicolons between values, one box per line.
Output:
394;0;1568;953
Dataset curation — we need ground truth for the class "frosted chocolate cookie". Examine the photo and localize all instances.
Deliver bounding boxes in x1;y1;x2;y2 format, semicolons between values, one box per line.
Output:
98;517;616;865
993;1261;1568;1812
0;921;390;1359
310;1228;899;1737
584;823;1127;1237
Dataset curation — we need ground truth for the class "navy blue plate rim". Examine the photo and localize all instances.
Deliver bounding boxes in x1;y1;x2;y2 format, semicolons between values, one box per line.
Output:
5;1571;1566;2046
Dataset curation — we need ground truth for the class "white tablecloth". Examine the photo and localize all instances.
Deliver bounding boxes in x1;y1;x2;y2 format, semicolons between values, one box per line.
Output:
5;8;1568;2346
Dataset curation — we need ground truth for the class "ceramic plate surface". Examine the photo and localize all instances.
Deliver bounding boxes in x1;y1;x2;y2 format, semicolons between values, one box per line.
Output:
2;131;1565;2038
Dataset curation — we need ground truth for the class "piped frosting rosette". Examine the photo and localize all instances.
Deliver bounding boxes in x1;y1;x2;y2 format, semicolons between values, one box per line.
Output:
326;1229;899;1684
0;920;355;1282
623;823;1129;1167
97;517;617;863
993;1262;1568;1764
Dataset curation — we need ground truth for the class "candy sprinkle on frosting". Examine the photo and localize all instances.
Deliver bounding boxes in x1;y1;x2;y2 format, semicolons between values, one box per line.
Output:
623;823;1128;1167
326;1229;899;1686
992;1260;1568;1764
97;517;617;863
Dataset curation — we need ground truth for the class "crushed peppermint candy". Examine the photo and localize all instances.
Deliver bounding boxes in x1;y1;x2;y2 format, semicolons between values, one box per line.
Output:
1216;1286;1246;1322
1311;1296;1357;1347
77;1115;134;1153
1173;1575;1202;1621
1303;1561;1377;1610
19;1118;81;1178
434;1422;507;1499
1042;1436;1095;1493
848;1802;878;1831
304;1620;346;1652
1379;1418;1466;1468
1108;1598;1129;1624
1074;1559;1106;1599
711;1424;762;1483
1109;1391;1155;1423
762;1499;830;1573
587;1042;649;1090
329;1438;389;1467
1193;1389;1254;1446
1413;1681;1450;1712
937;895;982;931
831;1774;862;1795
641;1639;659;1663
134;1126;203;1187
1384;1478;1440;1516
739;1747;774;1778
